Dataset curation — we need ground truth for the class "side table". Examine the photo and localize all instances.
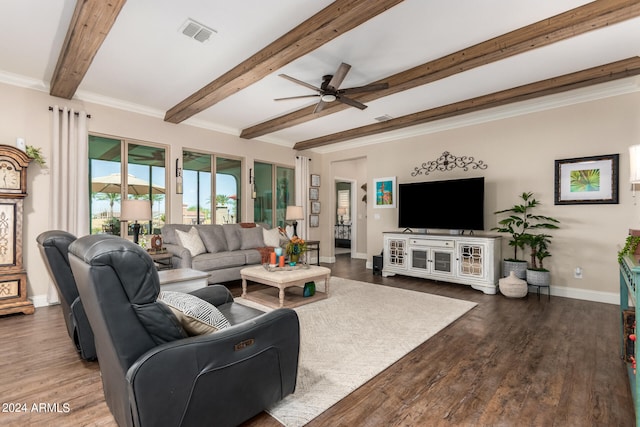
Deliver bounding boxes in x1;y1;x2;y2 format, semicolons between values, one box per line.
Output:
149;251;173;270
305;240;320;266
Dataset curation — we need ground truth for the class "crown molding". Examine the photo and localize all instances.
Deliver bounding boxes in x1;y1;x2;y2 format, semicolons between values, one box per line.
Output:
309;76;640;154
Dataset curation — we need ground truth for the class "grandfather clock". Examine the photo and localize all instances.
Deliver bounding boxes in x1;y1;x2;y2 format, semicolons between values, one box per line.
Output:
0;145;33;315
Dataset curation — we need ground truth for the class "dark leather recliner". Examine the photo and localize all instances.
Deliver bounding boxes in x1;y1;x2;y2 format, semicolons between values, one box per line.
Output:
36;230;98;360
68;234;300;427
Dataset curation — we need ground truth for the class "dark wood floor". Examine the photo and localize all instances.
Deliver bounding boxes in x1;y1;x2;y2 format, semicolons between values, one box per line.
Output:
0;255;634;426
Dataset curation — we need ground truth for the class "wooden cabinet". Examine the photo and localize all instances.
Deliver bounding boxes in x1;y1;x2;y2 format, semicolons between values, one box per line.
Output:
0;145;33;315
619;253;640;426
383;232;501;294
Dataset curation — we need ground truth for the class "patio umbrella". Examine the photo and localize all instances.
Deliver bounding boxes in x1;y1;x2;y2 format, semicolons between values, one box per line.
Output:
92;173;165;195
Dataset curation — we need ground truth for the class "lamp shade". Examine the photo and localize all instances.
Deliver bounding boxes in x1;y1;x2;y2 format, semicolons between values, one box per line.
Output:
631;145;640;183
120;200;151;221
285;205;304;221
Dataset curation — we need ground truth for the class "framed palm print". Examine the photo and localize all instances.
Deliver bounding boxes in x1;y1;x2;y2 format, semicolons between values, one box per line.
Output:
554;154;619;205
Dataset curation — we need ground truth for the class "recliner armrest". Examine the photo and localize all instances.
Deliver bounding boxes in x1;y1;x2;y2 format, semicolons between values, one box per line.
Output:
188;284;233;306
126;308;299;427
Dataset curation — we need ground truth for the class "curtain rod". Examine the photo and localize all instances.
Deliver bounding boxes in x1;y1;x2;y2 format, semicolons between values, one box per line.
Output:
48;106;92;119
295;156;311;160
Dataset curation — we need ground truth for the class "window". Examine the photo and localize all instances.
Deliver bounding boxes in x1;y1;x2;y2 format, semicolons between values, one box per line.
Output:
89;135;167;238
182;150;242;225
253;161;294;228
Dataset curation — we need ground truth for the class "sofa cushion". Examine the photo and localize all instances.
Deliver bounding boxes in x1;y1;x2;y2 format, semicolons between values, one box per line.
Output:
262;227;281;248
240;226;265;250
196;224;228;253
192;251;247;271
161;224;193;245
176;227;206;257
222;224;242;251
157;290;230;336
241;249;263;265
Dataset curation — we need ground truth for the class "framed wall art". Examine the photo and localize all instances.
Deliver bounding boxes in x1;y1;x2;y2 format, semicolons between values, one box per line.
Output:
311;201;321;214
373;176;396;208
309;215;319;227
554;153;619;205
309;187;319;200
311;174;320;187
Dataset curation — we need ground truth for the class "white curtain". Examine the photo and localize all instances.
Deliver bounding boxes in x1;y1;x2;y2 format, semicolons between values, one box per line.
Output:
48;106;89;303
295;155;310;240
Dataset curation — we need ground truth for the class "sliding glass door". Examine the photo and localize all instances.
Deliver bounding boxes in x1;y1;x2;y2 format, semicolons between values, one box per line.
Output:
253;161;294;228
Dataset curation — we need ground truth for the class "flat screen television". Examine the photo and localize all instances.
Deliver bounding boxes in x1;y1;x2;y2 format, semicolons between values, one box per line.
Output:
398;177;485;231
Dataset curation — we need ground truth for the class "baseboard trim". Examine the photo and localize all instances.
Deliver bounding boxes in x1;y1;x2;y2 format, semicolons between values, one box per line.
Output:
30;278;619;307
30;294;53;308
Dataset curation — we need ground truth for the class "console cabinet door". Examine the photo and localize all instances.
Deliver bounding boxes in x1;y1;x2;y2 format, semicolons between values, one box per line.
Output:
409;247;454;278
457;241;487;280
385;237;407;271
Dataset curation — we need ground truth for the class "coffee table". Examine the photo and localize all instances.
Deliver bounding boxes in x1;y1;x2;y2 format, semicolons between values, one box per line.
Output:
240;265;331;309
158;268;210;293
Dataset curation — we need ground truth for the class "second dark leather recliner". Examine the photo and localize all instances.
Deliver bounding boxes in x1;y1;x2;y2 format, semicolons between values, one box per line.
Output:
36;230;98;360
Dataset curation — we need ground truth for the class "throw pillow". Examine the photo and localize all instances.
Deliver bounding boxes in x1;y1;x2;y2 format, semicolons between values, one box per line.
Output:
158;290;231;336
175;227;206;257
240;226;265;249
262;227;281;248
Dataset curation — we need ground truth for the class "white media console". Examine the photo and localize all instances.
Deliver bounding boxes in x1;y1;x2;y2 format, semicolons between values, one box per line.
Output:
382;232;502;294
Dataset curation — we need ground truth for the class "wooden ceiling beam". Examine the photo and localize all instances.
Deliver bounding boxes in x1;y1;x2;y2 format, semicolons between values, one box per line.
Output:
242;0;640;140
293;57;640;150
50;0;126;99
164;0;404;124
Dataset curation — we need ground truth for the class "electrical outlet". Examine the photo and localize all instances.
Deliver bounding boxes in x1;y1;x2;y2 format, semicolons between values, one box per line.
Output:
574;267;583;279
15;137;25;151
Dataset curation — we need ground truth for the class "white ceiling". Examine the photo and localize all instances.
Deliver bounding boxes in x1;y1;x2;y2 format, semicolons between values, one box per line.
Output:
1;0;640;152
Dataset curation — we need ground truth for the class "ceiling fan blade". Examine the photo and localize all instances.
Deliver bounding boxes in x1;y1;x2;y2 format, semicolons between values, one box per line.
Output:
327;62;351;91
278;74;320;92
313;100;328;114
336;95;367;110
274;94;320;101
339;82;389;95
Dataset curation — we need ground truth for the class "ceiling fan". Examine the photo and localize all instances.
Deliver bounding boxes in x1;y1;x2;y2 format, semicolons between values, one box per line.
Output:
275;62;389;113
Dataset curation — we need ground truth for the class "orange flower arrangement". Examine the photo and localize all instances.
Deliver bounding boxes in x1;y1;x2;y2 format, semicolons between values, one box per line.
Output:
286;236;307;256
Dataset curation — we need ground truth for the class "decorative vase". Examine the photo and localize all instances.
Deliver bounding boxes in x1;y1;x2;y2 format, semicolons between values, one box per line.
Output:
526;269;550;287
290;254;299;264
499;271;528;298
502;260;528;279
303;281;315;297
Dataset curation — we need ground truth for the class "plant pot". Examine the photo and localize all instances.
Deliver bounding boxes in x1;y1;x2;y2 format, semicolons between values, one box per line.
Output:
499;271;528;298
526;269;550;287
503;260;527;279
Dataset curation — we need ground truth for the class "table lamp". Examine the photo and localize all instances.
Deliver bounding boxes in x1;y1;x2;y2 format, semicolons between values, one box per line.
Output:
337;207;347;224
120;199;152;244
285;205;304;237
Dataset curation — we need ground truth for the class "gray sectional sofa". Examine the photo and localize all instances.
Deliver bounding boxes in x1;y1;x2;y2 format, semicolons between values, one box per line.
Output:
162;223;284;283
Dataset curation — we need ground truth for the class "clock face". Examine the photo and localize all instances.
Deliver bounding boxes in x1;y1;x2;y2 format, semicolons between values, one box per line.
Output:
0;161;20;190
151;235;163;250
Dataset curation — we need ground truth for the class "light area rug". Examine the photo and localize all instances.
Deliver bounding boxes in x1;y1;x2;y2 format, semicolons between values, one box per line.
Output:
237;277;477;427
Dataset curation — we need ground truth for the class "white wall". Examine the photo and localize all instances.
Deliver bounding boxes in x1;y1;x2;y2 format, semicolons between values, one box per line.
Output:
0;82;297;304
320;89;640;303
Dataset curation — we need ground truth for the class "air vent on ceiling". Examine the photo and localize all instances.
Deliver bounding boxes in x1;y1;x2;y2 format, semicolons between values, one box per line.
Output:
180;19;216;43
374;114;394;122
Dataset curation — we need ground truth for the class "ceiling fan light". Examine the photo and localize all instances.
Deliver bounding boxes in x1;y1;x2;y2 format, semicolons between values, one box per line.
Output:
321;94;337;102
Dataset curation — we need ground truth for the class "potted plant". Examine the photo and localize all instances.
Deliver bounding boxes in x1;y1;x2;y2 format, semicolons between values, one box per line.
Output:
492;192;559;278
525;233;554;287
286;236;307;265
618;234;640;264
